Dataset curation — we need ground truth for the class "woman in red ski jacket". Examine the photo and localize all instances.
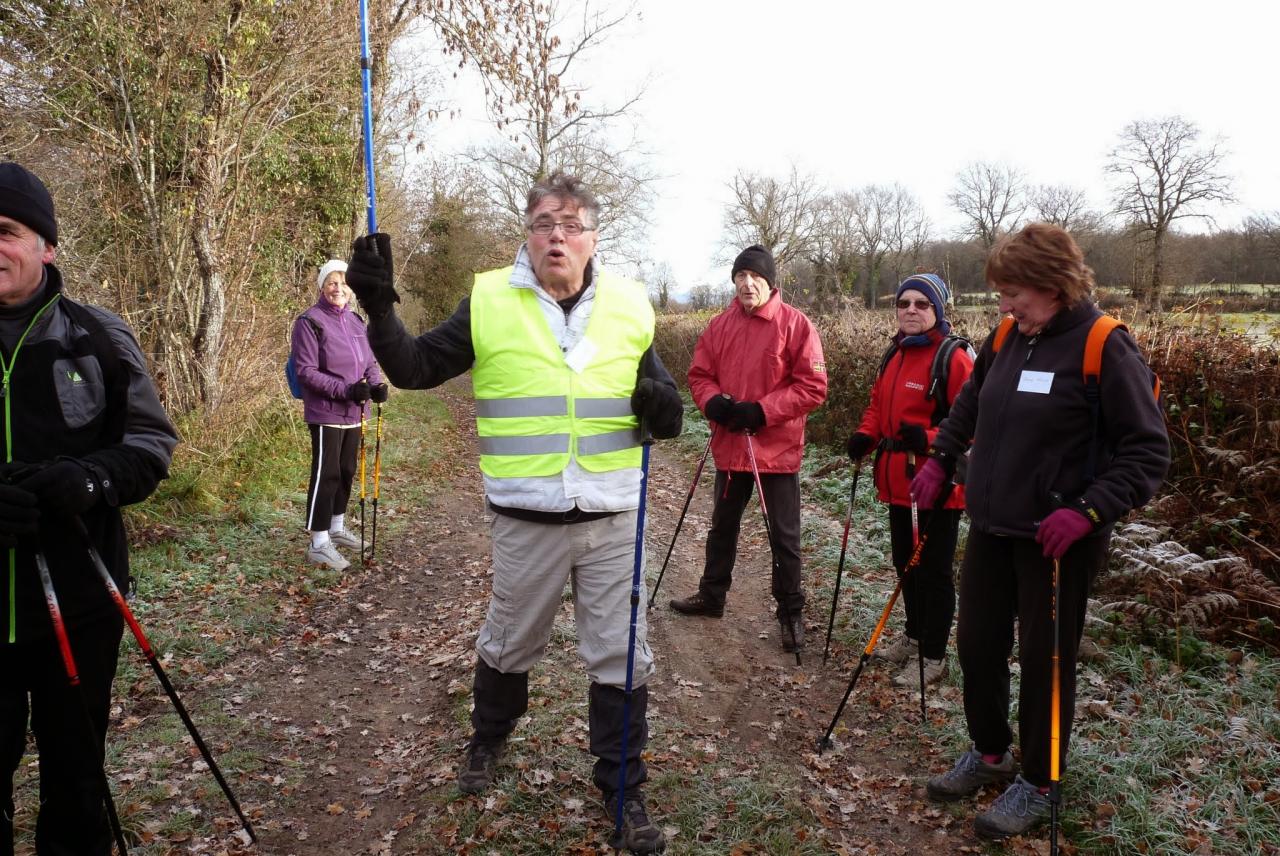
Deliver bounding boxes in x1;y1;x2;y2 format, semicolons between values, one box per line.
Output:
848;273;972;688
669;245;827;654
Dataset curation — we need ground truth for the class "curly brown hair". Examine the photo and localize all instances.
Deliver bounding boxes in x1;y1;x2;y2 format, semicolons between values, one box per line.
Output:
985;222;1095;306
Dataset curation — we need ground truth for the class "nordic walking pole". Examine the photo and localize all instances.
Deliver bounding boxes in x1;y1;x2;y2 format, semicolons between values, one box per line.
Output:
823;459;862;665
647;430;713;609
745;432;800;667
1050;556;1062;856
358;412;367;559
907;451;926;721
33;552;130;854
368;401;384;565
358;0;379;234
817;482;954;754
611;419;654;852
73;518;257;843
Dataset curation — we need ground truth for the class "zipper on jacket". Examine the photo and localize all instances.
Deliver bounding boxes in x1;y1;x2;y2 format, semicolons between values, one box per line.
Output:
2;292;62;643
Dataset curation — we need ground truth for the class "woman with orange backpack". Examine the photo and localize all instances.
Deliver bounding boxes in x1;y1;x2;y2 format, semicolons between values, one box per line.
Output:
911;224;1168;842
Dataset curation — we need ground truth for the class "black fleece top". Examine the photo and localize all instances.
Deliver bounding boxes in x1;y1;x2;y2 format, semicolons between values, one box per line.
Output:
932;300;1169;539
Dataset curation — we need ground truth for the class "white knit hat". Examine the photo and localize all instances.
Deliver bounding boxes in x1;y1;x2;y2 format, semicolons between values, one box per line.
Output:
316;259;348;291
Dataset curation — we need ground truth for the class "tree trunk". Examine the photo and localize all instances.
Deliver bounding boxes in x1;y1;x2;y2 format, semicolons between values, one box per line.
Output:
1149;227;1166;314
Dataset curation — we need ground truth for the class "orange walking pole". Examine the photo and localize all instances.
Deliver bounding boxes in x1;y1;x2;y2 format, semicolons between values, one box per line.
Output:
817;482;954;753
1050;556;1062;855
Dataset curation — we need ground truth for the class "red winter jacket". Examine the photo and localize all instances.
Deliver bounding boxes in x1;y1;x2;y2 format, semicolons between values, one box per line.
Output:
856;327;972;509
688;290;827;473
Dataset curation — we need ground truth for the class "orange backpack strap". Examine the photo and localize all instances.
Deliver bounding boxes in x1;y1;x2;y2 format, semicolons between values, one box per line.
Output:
990;317;1016;353
1083;315;1125;387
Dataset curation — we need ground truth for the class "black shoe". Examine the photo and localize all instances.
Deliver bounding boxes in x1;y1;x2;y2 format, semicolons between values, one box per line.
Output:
458;738;505;794
669;593;724;618
789;615;805;651
603;790;667;854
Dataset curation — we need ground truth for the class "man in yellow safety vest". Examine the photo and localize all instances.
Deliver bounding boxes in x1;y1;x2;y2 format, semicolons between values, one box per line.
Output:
345;173;682;854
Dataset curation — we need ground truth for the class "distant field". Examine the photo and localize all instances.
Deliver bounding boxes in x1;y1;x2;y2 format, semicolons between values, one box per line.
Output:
1160;309;1280;344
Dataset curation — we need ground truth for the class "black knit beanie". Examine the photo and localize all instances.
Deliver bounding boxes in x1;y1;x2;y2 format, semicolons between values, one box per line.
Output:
0;162;57;245
731;244;776;287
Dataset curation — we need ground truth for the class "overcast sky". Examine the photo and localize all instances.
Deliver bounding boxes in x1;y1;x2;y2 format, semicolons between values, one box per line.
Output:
421;0;1280;290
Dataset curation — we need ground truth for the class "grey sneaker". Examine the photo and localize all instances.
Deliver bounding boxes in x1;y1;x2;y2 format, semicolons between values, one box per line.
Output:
893;656;948;688
328;529;360;549
974;774;1053;839
306;542;350;571
926;748;1017;802
458;738;505;795
872;634;918;665
603;790;667;854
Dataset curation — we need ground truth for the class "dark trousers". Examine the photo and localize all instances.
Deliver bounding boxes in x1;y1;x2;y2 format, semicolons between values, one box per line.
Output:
305;423;361;531
888;505;960;661
470;659;648;795
955;528;1108;787
1;611;124;856
698;469;804;619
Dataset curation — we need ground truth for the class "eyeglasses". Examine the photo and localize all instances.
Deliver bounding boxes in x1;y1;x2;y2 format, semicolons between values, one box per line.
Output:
896;299;934;311
528;220;592;236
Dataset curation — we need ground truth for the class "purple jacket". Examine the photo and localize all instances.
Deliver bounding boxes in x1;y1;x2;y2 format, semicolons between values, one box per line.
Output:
291;297;382;425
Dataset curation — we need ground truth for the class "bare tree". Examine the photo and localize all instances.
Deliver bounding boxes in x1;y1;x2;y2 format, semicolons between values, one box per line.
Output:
722;165;824;274
883;186;931;289
948;161;1027;248
1029;184;1103;234
1106;115;1234;312
641;261;677;311
442;0;656;264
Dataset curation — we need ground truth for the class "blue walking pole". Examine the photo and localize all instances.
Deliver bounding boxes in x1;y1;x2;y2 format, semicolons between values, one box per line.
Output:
610;420;654;851
358;0;378;233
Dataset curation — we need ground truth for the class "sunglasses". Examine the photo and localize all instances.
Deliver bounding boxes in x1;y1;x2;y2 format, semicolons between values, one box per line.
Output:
896;299;934;311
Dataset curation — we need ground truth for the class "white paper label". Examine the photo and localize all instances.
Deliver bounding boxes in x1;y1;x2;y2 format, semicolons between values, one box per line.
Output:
564;337;599;374
1017;370;1054;394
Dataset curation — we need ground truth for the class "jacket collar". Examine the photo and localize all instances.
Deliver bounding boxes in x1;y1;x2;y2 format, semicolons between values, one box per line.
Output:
737;287;781;321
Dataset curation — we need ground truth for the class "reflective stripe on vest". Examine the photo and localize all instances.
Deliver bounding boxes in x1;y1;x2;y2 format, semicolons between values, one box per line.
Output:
470;267;655;478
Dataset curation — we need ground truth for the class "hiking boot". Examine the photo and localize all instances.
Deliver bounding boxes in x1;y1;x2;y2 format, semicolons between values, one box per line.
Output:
669;592;723;618
872;634;917;666
306;542;350;571
926;748;1017;802
893;656;948;688
603;790;666;854
780;614;805;652
974;774;1053;840
457;738;505;795
328;529;360;550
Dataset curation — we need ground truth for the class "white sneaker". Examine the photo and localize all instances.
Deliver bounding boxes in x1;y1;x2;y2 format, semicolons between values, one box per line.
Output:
306;542;350;570
893;656;947;688
328;529;360;550
872;634;918;665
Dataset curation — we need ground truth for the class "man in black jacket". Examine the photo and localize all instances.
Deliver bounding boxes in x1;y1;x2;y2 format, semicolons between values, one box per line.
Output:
0;162;178;854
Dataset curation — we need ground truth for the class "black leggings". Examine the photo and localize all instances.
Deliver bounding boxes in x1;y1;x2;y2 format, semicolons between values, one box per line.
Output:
888;505;961;660
305;424;361;532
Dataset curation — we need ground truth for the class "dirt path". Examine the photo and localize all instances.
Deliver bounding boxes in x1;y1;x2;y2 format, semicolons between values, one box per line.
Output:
212;383;1007;855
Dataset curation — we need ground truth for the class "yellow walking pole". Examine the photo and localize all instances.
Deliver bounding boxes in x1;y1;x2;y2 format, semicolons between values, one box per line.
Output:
358;411;367;560
368;402;383;565
1050;556;1062;855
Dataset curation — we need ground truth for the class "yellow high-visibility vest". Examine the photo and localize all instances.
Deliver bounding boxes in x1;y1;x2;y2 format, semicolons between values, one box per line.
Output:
470;267;654;479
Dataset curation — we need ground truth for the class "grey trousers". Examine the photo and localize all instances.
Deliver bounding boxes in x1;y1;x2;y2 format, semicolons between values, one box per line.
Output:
475;511;654;689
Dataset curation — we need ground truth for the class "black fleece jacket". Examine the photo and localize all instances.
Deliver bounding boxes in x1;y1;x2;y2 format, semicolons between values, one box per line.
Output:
932;300;1169;538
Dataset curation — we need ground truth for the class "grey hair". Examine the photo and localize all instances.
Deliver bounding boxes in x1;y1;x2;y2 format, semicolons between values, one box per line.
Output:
34;235;46;251
523;172;600;231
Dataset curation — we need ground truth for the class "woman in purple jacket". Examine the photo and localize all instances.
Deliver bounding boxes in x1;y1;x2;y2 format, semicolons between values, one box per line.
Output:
291;259;386;570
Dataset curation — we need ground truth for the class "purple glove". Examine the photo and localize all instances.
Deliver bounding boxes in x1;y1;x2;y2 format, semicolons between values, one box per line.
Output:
909;457;947;509
1036;508;1094;559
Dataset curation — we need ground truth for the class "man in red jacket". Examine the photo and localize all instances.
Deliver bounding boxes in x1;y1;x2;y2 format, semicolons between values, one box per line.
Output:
669;245;827;652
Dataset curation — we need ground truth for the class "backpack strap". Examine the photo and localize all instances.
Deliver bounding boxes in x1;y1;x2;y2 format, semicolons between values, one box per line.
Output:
926;334;972;426
990;316;1016;353
876;341;898;378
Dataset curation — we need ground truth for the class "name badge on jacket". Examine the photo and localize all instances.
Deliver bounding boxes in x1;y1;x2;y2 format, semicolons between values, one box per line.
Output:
1017;370;1054;394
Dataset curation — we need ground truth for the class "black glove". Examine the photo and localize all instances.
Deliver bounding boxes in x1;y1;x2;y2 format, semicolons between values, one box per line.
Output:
727;401;766;432
0;483;39;546
17;460;101;519
846;432;875;461
704;393;735;425
370;383;389;404
347;380;371;403
898;422;929;455
346;233;400;318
